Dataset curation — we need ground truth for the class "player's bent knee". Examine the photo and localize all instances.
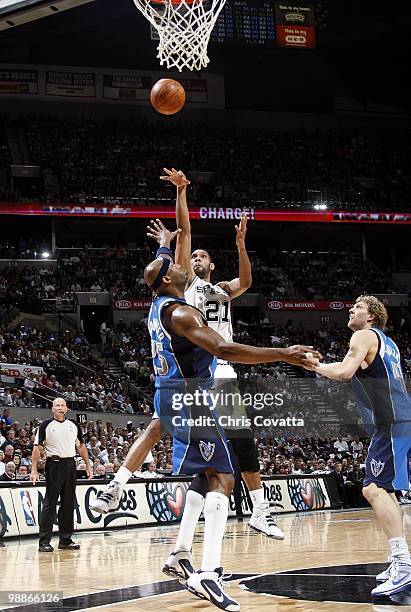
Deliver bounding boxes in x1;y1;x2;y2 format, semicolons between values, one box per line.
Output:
362;483;381;502
220;473;235;496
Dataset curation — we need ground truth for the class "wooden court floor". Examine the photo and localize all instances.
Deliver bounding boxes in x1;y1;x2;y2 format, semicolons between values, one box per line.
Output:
3;507;411;611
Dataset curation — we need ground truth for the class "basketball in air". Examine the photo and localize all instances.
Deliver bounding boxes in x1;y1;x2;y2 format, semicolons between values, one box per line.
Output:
150;78;186;115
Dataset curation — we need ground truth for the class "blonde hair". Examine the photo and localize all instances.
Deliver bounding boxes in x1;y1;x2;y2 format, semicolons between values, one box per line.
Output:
356;295;388;330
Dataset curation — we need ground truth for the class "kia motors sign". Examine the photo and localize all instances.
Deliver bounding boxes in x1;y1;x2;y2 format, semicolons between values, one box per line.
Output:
114;299;151;310
266;300;353;311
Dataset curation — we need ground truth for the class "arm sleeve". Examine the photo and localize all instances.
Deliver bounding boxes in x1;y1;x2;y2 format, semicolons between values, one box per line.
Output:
36;421;48;445
75;422;84;444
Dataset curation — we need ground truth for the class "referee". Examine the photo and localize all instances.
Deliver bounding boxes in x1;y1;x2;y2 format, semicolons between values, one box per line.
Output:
30;397;92;552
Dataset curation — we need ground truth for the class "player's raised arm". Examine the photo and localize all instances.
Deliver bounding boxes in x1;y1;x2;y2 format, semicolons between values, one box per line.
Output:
307;329;378;380
168;304;321;367
218;213;252;299
160;167;195;283
146;218;181;257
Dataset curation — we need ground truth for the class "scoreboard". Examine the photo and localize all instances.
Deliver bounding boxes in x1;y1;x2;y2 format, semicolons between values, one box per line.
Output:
210;1;316;48
210;1;276;46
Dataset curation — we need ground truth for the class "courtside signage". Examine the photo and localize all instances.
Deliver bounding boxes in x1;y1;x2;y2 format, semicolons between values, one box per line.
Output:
0;475;332;538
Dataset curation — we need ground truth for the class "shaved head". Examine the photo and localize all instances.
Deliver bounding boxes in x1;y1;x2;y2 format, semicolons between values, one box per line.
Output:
144;257;187;296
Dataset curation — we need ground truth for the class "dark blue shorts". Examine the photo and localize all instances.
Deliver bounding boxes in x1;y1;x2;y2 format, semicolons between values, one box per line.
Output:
364;424;411;491
154;388;234;476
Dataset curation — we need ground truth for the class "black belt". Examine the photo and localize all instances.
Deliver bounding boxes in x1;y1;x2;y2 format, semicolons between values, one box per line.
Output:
47;456;74;462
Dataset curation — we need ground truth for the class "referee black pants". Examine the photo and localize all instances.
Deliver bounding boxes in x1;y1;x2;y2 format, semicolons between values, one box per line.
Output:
39;457;77;545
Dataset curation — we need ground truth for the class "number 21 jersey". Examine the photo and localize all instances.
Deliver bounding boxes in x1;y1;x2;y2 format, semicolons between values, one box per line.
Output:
185;276;233;343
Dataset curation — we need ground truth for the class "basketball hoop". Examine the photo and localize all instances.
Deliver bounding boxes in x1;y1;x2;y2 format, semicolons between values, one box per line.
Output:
133;0;227;72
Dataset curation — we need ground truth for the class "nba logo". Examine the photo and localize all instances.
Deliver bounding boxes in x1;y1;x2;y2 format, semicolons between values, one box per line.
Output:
20;491;36;527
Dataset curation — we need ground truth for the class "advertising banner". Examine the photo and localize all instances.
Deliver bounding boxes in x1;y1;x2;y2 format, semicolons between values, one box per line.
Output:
103;73;152;101
0;487;19;538
0;68;38;94
46;71;96;98
275;3;316;49
1;475;332;539
2;203;411;225
266;300;354;311
0;363;44;384
114;299;152;310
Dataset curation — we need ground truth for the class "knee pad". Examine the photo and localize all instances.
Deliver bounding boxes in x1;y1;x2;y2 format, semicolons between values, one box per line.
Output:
228;435;260;473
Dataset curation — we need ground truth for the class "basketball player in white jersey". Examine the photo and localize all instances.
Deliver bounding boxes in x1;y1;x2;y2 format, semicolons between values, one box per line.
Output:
154;167;285;545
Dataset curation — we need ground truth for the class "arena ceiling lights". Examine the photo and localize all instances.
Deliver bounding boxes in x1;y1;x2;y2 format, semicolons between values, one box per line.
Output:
0;0;95;31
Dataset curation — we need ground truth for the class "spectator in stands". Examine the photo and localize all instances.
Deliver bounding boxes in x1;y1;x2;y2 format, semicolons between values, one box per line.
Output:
23;391;37;410
142;461;160;478
0;449;5;475
334;436;349;454
345;461;366;508
94;464;106;479
16;465;29;480
0;461;15;481
105;463;114;477
350;436;364;458
333;460;348;508
0;406;12;426
1;430;17;451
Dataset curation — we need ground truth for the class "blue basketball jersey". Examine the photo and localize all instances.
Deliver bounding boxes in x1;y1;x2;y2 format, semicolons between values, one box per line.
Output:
148;294;217;389
352;328;411;426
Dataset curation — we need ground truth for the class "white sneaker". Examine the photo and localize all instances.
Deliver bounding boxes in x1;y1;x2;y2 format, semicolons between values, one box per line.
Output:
376;557;393;582
249;510;285;540
162;551;195;582
186;568;240;611
372;559;411;596
89;481;123;514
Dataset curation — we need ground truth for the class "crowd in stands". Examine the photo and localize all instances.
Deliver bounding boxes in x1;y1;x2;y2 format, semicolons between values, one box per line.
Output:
0;245;403;309
0;325;152;414
0;411;166;481
0;115;409;211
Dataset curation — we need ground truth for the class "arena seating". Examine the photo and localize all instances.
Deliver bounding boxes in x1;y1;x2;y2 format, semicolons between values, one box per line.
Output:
0;116;409;211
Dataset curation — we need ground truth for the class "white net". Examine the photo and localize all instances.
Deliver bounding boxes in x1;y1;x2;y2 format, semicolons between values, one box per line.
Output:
133;0;227;72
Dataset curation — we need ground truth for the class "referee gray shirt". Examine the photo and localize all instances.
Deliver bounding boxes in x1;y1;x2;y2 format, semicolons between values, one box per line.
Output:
34;418;84;458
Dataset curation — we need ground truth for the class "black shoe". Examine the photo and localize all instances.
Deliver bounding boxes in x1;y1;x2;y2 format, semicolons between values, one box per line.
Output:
38;543;54;552
58;541;80;550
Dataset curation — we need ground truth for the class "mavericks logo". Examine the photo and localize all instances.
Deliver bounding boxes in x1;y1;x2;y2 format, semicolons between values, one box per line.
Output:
199;440;215;462
288;478;326;511
370;458;384;478
146;482;188;522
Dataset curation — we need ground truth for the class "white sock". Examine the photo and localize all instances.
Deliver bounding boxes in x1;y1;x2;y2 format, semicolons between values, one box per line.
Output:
174;490;205;553
250;488;268;514
389;537;411;563
201;492;229;572
113;466;132;487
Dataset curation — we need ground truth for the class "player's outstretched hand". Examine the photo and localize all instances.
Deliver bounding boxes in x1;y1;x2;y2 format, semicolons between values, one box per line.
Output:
147;218;181;247
235;212;248;248
283;345;322;367
160;167;190;187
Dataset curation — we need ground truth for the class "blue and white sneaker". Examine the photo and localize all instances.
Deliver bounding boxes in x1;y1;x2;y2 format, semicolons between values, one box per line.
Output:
162;551;195;582
372;559;411;596
186;567;240;611
376;557;393;582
